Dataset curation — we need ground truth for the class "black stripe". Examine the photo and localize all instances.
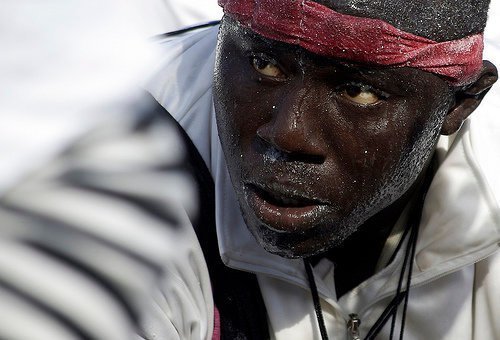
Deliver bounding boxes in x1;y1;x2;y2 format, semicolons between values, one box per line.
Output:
151;20;220;40
305;259;329;340
63;177;182;229
0;279;93;340
1;204;164;274
59;93;188;230
146;92;216;233
26;241;141;327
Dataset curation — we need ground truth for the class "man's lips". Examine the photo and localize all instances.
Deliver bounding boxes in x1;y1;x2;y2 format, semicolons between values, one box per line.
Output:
244;182;329;232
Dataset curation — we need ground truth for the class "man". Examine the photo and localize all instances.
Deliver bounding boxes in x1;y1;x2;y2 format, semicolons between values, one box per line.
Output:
147;0;499;339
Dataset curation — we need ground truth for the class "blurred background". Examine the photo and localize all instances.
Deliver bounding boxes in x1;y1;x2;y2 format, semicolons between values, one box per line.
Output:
0;1;222;339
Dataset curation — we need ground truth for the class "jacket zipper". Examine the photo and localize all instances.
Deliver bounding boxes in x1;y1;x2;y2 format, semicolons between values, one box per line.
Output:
347;313;361;340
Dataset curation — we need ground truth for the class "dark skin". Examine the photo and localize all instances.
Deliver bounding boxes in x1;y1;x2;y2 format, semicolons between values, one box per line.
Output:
213;17;498;297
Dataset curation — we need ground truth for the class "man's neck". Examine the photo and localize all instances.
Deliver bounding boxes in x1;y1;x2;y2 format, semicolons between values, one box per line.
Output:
326;199;406;298
323;169;429;298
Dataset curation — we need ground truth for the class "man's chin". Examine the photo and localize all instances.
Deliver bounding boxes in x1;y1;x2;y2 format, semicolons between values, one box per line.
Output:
249;221;353;259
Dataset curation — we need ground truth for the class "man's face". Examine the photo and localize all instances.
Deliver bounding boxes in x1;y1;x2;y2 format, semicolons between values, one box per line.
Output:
213;18;454;258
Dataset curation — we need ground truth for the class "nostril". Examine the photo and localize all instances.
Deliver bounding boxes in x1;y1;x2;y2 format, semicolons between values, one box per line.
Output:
253;135;325;165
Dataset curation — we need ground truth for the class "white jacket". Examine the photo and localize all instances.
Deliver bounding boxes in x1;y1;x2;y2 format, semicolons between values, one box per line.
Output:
146;24;500;340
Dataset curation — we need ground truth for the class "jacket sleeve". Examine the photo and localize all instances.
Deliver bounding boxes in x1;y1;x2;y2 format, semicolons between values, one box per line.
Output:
0;103;214;340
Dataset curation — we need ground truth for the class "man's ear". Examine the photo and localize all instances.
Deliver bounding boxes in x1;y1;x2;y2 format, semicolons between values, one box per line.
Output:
441;60;498;135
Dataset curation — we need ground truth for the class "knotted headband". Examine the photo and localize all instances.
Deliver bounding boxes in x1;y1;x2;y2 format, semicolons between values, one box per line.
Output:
218;0;484;86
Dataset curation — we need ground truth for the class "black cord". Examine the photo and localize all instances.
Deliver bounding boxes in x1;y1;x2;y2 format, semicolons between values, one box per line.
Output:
399;220;419;340
365;239;413;339
304;169;433;340
398;169;433;340
304;259;330;340
366;169;433;340
151;20;221;40
389;222;417;340
365;217;420;340
304;217;418;340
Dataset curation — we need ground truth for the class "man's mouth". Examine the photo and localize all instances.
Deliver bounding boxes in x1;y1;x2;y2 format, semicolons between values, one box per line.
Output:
250;184;321;207
244;182;329;232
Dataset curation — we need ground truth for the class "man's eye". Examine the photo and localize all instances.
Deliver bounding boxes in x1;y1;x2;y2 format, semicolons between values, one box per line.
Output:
251;56;284;78
341;84;382;105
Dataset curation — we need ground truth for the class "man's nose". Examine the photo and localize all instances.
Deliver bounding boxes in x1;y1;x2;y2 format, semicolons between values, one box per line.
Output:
256;86;325;163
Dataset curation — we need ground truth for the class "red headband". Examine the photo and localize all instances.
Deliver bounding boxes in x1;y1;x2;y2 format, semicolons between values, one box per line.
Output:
218;0;484;86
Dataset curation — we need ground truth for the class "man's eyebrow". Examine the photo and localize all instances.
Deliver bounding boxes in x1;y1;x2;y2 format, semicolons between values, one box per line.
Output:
243;27;295;51
303;50;363;71
249;31;272;45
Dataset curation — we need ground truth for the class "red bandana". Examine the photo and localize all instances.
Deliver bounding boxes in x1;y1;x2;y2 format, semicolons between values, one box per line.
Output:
218;0;484;85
